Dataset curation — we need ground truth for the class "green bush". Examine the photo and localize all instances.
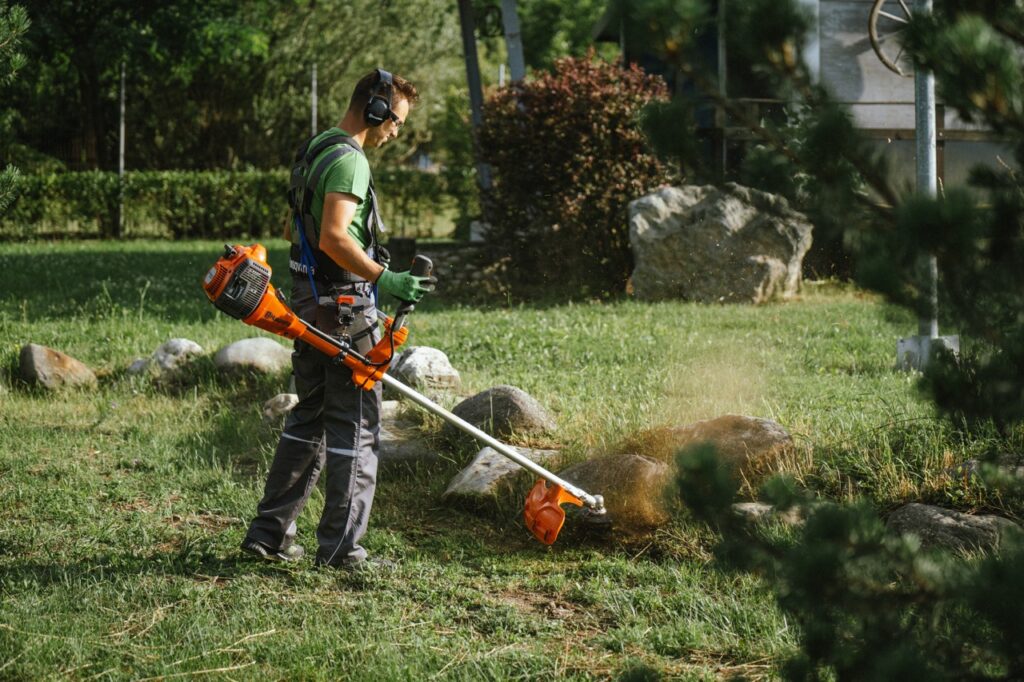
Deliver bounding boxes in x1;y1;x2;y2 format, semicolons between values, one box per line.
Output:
1;168;448;240
479;55;675;297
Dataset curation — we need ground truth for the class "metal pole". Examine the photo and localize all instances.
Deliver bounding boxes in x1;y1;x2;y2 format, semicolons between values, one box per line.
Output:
897;0;957;370
311;62;318;135
381;374;604;512
914;0;939;340
717;0;727;176
500;0;526;82
457;0;492;190
117;61;125;238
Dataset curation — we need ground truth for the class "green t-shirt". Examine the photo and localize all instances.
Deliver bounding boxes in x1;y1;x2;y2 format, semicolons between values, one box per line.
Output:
307;127;374;249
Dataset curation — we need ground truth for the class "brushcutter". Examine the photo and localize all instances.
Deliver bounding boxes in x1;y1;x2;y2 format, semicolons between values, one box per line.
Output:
202;244;606;544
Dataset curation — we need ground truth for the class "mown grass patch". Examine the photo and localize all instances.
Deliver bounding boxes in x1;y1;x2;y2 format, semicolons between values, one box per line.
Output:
0;240;1016;679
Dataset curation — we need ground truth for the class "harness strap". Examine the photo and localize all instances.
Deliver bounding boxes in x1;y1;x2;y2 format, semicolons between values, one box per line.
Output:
289;133;385;287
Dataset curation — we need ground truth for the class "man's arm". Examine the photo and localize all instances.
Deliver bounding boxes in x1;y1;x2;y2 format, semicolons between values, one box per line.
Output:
318;191;386;282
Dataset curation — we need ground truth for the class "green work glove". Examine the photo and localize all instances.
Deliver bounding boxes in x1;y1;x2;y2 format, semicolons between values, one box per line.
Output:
376;268;436;303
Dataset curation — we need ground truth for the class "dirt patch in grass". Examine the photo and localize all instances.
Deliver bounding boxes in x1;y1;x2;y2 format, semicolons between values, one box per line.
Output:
165;511;240;531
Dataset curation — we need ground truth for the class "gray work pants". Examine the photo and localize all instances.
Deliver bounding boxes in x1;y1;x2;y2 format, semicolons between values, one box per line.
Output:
244;278;382;566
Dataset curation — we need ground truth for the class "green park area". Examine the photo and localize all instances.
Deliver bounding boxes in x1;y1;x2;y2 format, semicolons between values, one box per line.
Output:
1;1;1023;680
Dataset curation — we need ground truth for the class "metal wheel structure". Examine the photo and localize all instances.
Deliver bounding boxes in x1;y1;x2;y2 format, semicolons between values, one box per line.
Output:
869;0;914;76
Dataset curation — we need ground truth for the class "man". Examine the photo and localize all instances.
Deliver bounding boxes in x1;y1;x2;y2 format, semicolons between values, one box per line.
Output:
241;69;433;570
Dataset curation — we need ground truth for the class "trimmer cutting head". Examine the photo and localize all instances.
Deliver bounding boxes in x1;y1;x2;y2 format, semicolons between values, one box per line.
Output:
524;479;587;545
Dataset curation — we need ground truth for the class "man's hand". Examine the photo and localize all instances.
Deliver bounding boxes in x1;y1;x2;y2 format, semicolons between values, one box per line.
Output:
377;269;436;303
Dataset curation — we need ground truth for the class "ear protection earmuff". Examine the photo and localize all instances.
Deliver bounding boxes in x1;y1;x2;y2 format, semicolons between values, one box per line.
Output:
364;69;393;127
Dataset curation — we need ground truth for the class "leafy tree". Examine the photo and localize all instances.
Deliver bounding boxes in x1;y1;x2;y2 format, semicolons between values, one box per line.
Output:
5;0;468;171
0;0;28;212
511;0;614;71
253;0;464;168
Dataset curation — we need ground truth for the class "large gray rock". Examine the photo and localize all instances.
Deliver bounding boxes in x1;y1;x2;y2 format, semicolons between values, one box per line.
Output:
128;338;204;376
887;503;1020;553
629;183;813;303
389;346;461;395
442;446;559;505
19;343;97;390
670;414;793;484
214;338;292;374
559;453;671;529
442;385;556;447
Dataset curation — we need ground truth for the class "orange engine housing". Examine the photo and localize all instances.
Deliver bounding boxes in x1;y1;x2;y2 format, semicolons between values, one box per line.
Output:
202;243;406;390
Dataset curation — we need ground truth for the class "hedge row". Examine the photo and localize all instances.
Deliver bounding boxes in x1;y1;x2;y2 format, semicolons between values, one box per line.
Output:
0;168;448;240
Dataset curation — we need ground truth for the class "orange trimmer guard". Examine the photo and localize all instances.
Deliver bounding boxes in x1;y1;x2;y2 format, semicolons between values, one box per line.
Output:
524;479;584;545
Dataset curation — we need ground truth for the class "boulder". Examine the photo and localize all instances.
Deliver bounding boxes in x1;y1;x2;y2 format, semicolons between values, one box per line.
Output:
670;415;792;482
214;338;292;374
629;183;813;303
262;393;298;422
887;503;1020;553
442;446;559;505
558;453;671;529
389;346;461;395
442;385;556;447
19;343;97;390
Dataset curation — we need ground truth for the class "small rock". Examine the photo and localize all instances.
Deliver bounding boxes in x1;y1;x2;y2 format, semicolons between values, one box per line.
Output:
558;453;671;529
670;414;792;483
262;393;298;422
380;423;438;462
389;346;461;395
443;385;556;447
127;358;150;375
214;338;292;374
153;338;204;372
947;454;1024;483
381;399;402;422
887;503;1020;553
442;446;560;505
19;343;97;390
731;502;803;526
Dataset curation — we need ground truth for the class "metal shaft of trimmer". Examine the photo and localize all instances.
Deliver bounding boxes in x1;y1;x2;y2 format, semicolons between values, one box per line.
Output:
380;373;605;512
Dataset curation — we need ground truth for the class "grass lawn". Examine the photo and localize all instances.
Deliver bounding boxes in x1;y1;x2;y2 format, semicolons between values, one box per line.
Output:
0;240;1015;680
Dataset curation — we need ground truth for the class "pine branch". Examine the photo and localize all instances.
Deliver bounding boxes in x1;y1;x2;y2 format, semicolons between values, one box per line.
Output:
677;61;900;220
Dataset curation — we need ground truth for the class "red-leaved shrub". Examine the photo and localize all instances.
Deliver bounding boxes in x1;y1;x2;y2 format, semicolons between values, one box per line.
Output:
480;55;674;296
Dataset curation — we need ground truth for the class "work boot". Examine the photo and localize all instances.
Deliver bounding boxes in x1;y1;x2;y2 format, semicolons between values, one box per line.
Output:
241;538;305;563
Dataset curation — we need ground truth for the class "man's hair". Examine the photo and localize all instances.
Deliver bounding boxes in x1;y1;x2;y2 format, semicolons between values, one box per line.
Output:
348;70;419;113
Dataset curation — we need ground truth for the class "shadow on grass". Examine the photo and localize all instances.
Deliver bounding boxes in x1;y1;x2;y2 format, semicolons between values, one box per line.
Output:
0;241;632;324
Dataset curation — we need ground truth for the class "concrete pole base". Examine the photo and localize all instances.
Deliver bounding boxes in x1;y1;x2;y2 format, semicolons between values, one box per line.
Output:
896;335;960;371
